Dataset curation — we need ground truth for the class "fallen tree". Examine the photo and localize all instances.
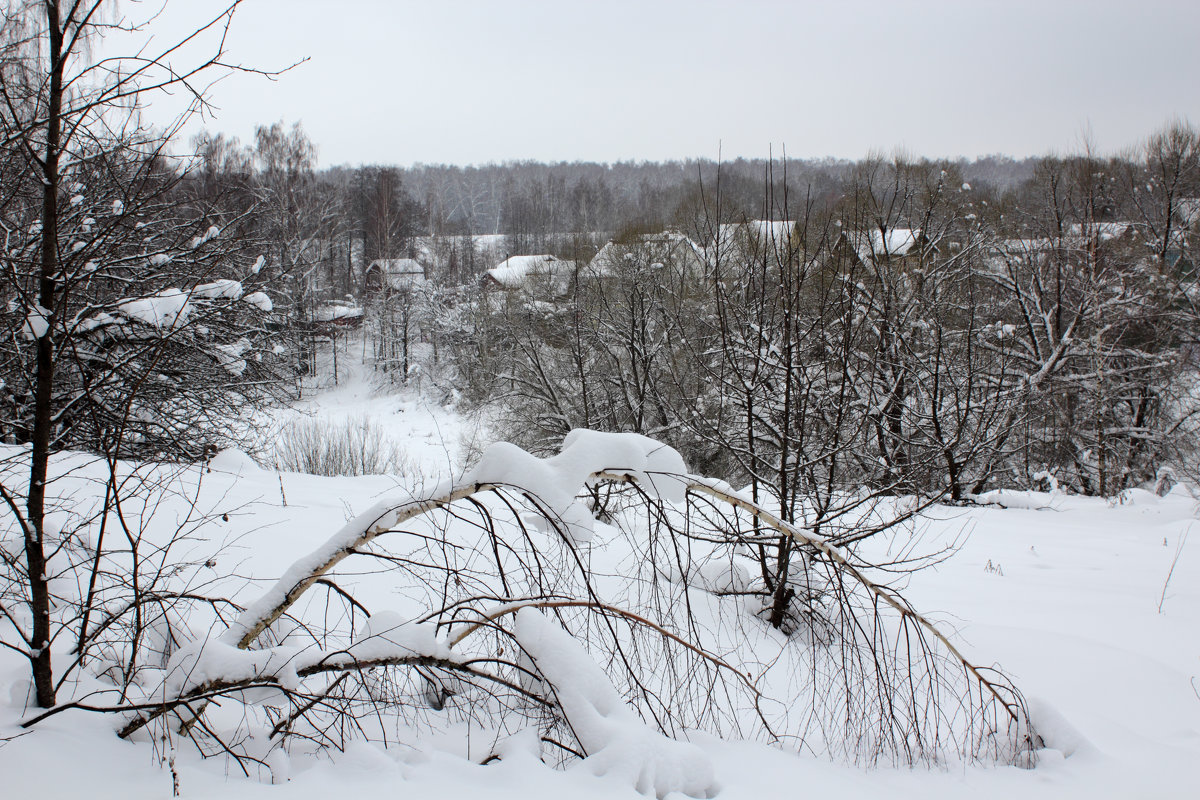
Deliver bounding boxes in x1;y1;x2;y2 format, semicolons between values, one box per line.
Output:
25;430;1037;793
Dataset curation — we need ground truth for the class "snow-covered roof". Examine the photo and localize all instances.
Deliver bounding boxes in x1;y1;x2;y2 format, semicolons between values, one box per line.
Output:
840;228;924;264
367;258;424;275
997;237;1057;254
484;255;564;288
1065;222;1135;242
714;220;795;248
588;231;707;277
366;258;427;290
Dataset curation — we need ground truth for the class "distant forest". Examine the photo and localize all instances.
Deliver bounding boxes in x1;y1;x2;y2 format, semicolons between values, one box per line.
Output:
322;153;1040;240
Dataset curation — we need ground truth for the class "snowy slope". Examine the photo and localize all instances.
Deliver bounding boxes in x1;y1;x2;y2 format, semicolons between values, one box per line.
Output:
1;361;1197;799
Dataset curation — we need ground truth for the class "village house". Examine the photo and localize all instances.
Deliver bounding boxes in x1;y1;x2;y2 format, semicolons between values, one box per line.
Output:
587;230;708;283
832;227;932;270
480;254;579;297
364;258;428;293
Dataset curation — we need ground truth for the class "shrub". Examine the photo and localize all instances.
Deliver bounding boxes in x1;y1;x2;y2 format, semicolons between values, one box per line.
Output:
270;415;413;477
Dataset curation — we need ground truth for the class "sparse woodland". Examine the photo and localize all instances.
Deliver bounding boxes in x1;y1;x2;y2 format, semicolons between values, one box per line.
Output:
1;1;1198;796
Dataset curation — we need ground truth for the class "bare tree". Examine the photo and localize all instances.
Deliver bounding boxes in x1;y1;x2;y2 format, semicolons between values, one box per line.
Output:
0;0;287;708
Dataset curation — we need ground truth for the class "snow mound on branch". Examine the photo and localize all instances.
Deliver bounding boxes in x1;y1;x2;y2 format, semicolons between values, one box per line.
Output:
117;289;190;329
75;311;119;337
192;279;243;300
463;429;689;542
243;291;272;312
222;431;688;646
164;637;304;696
21;304;50;340
514;608;718;799
189;225;221;249
970;489;1060;510
348;612;451;661
314;303;363;322
163;617;453;700
213;338;251;376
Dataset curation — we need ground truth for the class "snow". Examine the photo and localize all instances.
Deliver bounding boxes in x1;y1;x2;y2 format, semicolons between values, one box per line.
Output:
21;303;51;339
347;612;451;662
208;448;260;475
515;608;719;799
164;636;305;695
250;254;266;274
243;290;273;311
313;303;364;322
1;345;1197;800
485;254;565;289
192;278;244;300
163;615;450;700
75;310;119;336
462;429;688;542
213;338;251;376
970;488;1062;509
189;226;221;249
117;288;190;329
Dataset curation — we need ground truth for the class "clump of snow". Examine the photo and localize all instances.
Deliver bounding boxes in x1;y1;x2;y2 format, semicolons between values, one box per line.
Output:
250;254;266;274
314;303;364;322
463;429;689;542
661;557;751;595
70;194;84;207
515;608;718;799
243;291;272;312
111;198;124;215
192;279;243;300
348;612;451;662
970;489;1060;510
163;636;303;696
148;253;172;268
75;311;118;337
1023;696;1095;760
190;225;222;249
21;303;51;340
117;288;190;330
208;448;259;475
213;338;251;376
162;615;454;700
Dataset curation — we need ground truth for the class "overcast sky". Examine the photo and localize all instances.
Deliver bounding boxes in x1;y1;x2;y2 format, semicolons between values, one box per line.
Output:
125;0;1200;168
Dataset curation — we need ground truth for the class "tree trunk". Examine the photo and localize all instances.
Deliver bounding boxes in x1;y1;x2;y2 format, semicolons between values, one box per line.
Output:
26;0;66;709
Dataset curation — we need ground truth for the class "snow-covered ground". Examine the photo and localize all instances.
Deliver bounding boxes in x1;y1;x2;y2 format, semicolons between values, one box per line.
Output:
258;342;480;480
1;353;1197;799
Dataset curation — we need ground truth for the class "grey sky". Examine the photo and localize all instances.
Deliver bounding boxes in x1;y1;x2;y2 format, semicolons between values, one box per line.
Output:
131;0;1200;167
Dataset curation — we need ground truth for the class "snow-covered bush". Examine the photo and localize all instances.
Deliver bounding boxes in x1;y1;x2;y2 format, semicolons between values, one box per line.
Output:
268;415;415;477
107;431;1033;778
